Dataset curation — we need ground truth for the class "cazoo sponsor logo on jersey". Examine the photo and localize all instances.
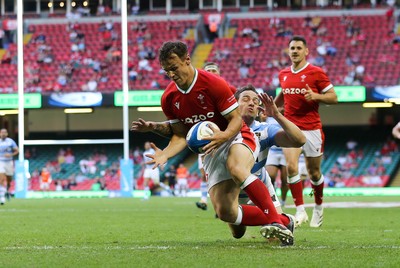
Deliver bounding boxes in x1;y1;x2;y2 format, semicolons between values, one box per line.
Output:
282;88;307;95
182;112;215;124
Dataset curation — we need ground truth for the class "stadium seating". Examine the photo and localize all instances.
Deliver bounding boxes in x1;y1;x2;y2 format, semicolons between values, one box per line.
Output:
1;12;398;93
1;19;197;93
207;14;399;89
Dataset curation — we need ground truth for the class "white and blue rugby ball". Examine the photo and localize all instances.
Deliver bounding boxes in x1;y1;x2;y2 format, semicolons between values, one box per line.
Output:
186;121;220;154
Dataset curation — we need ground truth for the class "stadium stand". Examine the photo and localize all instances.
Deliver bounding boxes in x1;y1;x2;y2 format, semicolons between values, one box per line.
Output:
209;13;400;89
1;6;399;193
1;18;197;93
1;8;399;93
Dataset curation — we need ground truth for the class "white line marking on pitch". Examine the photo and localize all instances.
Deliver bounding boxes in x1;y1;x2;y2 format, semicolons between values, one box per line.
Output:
286;202;400;208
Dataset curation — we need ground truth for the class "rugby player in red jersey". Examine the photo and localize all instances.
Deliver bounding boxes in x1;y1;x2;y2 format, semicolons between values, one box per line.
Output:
275;36;338;228
143;41;293;244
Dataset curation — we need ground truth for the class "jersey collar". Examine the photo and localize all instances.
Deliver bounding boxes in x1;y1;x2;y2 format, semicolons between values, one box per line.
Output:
291;62;309;74
176;67;198;94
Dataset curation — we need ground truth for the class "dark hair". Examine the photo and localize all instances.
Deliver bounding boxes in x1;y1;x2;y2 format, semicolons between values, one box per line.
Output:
158;41;188;63
234;84;258;100
289;35;307;46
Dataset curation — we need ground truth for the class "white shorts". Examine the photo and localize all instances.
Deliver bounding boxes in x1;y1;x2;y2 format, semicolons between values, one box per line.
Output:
266;149;286;166
204;133;259;190
198;154;205;169
0;160;14;176
177;178;188;187
302;129;324;157
143;167;160;183
40;182;51;190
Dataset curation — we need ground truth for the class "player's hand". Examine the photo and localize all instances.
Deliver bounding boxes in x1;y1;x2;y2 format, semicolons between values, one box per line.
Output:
258;93;280;117
304;84;318;101
130;118;153;132
201;124;226;155
145;142;168;169
4;153;12;158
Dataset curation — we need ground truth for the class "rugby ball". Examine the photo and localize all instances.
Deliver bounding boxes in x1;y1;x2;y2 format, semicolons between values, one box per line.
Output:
186;121;220;154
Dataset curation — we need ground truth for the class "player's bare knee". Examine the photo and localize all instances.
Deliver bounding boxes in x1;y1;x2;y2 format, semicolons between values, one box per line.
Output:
287;165;298;176
309;170;321;181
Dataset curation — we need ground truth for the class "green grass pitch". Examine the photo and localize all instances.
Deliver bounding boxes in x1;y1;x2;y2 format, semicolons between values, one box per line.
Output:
0;196;399;267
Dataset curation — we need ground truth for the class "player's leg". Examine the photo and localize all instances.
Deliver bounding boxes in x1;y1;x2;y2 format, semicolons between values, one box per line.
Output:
283;147;308;227
196;169;208;209
210;179;290;242
0;172;7;205
262;169;283;214
44;182;50;195
205;141;292;244
167;175;175;195
303;129;325;227
196;156;208;210
227;144;287;225
279;165;289;207
6;175;12;200
266;165;279;185
143;176;150;200
229;168;283;239
209;179;245;238
306;155;324;227
227;144;293;244
151;168;162;194
183;178;188;197
266;150;285;208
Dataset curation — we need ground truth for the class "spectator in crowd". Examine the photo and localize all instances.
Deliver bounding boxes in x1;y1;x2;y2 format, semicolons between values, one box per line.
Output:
92;178;106;191
63;174;77;190
81;75;98;92
131;4;139;15
302;14;312;28
40;167;52;192
270;17;281;28
55;180;63;191
138;58;153;72
0;27;4;48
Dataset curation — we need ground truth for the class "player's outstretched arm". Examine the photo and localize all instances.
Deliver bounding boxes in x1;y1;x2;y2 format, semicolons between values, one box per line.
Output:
147;122;188;169
131;118;173;138
259;93;306;148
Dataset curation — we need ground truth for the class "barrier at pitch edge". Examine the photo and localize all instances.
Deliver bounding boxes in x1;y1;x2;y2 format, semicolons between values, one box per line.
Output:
120;158;133;197
15;160;29;198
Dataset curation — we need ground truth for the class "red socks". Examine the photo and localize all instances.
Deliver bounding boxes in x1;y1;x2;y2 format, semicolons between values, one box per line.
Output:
243;178;281;224
240;205;289;226
289;181;304;206
311;182;324;205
